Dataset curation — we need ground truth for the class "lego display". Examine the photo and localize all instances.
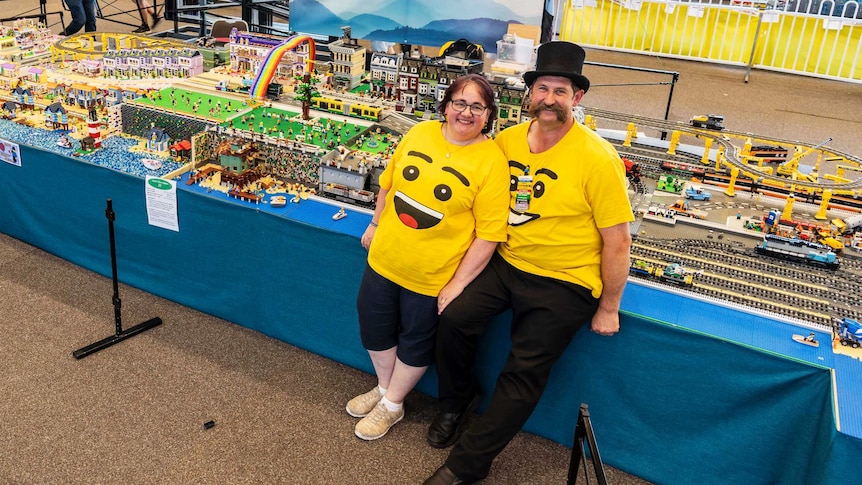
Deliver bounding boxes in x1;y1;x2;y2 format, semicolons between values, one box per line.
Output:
689;113;725;130
834;317;862;348
792;333;820;347
0;17;860;405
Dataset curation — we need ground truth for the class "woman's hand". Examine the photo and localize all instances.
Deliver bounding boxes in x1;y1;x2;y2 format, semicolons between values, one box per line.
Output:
361;225;376;249
437;284;464;315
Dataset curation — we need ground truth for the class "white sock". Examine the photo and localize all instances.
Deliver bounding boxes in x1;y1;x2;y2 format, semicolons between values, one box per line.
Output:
381;396;402;412
377;385;387;396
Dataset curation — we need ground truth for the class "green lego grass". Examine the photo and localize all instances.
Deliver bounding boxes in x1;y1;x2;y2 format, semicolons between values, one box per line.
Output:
129;87;246;122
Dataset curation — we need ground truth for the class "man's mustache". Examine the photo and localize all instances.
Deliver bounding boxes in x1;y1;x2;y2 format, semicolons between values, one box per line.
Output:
528;103;568;121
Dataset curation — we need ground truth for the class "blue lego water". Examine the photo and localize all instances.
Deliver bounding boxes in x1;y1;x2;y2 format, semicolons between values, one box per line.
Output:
0;121;182;178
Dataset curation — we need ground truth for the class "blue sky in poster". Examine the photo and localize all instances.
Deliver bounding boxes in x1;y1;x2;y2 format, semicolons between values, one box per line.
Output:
290;0;544;53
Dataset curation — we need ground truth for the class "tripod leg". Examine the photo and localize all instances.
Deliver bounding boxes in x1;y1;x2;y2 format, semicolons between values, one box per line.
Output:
71;199;163;360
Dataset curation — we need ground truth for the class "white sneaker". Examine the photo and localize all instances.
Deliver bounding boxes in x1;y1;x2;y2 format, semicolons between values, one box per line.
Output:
354;402;404;441
345;386;383;417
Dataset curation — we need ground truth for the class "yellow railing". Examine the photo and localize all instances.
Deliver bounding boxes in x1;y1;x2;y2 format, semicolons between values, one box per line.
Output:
559;0;862;83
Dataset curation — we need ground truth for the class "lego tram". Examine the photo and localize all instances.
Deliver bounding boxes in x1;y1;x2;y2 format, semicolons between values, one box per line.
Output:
311;96;381;121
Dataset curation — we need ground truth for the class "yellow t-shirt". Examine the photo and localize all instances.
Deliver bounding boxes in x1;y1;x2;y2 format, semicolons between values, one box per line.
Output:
495;120;634;298
368;121;510;296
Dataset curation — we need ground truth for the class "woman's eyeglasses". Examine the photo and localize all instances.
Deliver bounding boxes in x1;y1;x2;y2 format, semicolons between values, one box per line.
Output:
450;99;488;115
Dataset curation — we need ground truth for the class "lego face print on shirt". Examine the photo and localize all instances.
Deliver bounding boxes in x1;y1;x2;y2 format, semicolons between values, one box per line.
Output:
508;159;557;226
393;149;471;229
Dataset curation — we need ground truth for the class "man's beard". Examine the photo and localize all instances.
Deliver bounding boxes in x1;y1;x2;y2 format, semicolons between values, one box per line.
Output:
528;103;568;122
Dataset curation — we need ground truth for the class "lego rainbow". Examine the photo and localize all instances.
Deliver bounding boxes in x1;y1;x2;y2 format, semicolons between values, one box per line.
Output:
250;35;316;100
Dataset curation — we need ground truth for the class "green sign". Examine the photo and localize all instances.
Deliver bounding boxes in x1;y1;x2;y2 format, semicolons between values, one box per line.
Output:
148;178;172;190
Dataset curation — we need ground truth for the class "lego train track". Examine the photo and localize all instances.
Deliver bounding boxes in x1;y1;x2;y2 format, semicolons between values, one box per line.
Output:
630;237;862;327
585;107;862;193
51;32;190;58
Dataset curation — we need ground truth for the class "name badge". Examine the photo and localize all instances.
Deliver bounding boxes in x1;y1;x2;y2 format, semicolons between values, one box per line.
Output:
515;170;532;211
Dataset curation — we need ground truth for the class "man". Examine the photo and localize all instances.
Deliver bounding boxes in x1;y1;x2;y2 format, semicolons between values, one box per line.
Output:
424;41;634;484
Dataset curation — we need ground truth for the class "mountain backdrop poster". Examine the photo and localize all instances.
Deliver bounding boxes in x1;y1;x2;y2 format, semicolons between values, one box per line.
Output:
290;0;544;53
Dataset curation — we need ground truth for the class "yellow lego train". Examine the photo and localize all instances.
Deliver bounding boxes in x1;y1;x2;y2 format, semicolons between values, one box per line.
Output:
310;97;381;122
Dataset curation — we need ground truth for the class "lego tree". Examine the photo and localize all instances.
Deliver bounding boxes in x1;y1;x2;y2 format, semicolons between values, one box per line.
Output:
294;72;320;120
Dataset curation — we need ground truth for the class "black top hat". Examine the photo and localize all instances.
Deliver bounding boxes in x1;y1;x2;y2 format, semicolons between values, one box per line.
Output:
523;41;590;93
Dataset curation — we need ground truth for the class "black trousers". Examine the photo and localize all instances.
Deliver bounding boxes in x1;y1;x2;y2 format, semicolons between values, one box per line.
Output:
437;252;599;482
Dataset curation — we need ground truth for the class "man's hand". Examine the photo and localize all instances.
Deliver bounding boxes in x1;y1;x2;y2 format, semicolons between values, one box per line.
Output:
591;307;620;336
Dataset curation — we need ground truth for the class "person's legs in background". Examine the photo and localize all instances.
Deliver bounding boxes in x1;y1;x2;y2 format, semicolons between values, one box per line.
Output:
133;0;162;33
62;0;86;35
83;0;97;32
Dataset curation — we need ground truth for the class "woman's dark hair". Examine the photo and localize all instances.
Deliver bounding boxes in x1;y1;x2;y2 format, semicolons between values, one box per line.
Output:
439;73;498;134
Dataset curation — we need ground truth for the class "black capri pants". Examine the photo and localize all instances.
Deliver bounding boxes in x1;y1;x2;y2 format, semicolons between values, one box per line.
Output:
356;264;439;367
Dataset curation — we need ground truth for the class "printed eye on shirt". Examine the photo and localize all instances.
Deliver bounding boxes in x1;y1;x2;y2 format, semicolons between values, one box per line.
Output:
495;121;634;297
367;121;509;297
393;150;471;230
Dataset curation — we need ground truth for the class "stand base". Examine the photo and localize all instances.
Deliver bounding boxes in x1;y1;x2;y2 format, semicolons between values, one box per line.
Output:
73;317;163;360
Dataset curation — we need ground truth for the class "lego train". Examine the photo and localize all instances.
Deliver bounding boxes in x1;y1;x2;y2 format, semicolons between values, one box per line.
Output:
747;145;789;164
689;114;724;130
754;234;840;270
310;97;382;122
319;182;376;207
661;160;706;177
629;260;694;286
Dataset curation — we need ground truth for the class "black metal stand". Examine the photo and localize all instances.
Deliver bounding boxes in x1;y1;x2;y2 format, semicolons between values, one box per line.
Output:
93;0;161;30
167;0;290;37
72;199;162;360
567;403;609;485
586;61;679;141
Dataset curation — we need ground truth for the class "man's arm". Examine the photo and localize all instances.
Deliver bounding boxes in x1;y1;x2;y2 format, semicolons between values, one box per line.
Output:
593;222;632;335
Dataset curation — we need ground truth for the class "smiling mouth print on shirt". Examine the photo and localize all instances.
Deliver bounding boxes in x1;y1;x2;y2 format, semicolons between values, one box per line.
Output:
394;150;470;229
508;160;558;226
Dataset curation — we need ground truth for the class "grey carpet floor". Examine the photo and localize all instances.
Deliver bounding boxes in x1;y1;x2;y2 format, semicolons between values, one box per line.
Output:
0;232;649;484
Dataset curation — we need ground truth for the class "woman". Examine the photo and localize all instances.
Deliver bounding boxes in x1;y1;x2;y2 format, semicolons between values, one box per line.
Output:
347;74;510;441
